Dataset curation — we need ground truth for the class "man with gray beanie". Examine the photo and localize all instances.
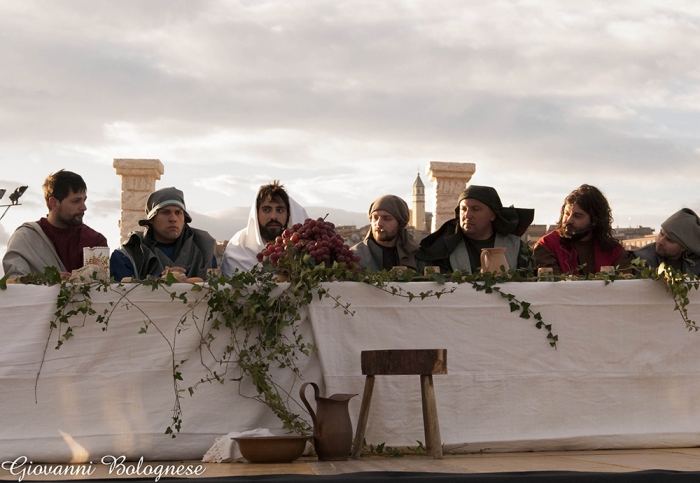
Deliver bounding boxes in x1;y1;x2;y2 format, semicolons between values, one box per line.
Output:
417;185;534;274
350;195;420;272
110;187;217;281
633;208;700;275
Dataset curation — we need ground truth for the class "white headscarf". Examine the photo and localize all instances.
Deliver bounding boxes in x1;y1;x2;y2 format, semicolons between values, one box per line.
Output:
221;191;308;276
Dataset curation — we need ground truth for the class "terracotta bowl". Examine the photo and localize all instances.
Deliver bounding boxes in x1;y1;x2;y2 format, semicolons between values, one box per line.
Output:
233;435;310;464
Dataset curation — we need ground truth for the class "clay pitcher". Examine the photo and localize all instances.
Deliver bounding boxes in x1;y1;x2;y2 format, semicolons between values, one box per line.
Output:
300;382;356;461
480;247;509;274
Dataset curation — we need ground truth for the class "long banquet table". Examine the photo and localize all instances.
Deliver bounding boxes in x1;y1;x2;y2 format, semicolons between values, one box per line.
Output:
2;279;700;462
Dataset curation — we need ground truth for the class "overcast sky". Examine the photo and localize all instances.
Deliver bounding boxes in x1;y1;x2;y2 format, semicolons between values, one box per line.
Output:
2;0;700;269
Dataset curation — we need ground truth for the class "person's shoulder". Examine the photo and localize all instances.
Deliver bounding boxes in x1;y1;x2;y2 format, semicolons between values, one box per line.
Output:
80;224;108;242
350;239;369;251
8;221;42;240
633;243;656;258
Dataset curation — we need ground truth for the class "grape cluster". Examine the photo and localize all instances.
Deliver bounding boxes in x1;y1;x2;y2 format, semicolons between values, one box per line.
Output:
257;217;361;270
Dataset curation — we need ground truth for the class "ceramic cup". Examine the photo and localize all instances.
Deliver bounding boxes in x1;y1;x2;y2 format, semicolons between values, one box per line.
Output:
537;267;554;280
83;246;110;272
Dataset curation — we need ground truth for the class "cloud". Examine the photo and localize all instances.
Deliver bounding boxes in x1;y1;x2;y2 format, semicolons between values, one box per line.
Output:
1;0;700;237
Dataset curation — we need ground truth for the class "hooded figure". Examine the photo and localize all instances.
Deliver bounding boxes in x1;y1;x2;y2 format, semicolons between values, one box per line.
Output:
350;195;420;272
110;187;216;281
633;208;700;275
417;185;534;274
221;185;308;276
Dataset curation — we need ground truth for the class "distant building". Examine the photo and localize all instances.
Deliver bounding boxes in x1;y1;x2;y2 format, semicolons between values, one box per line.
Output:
613;226;655;241
335;224;369;245
409;173;432;242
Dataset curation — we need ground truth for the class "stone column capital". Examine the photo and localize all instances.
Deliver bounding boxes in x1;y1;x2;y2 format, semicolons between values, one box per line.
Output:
113;159;164;178
427;161;476;182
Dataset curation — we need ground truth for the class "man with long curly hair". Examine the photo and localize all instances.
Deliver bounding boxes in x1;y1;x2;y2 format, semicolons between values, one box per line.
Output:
534;184;632;275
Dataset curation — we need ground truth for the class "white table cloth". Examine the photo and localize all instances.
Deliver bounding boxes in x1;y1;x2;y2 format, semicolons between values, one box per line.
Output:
1;279;699;462
308;279;700;453
0;283;322;463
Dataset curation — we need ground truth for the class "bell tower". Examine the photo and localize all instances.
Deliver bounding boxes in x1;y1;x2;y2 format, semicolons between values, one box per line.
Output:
411;172;426;231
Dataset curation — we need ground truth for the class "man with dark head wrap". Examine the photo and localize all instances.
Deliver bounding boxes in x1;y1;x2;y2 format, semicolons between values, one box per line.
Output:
350;195;420;272
110;187;217;281
417;185;534;274
634;208;700;275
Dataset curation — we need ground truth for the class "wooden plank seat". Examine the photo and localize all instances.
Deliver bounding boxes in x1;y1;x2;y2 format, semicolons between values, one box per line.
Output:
351;349;447;460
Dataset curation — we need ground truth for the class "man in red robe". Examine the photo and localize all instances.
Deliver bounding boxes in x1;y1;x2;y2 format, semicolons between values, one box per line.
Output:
2;170;107;278
534;184;632;275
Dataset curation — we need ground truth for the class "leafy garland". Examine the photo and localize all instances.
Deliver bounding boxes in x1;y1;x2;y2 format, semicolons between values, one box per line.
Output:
3;255;698;437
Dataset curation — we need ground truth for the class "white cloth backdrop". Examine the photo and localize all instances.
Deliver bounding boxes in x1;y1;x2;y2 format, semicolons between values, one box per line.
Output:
2;279;700;462
308;280;700;453
0;284;322;463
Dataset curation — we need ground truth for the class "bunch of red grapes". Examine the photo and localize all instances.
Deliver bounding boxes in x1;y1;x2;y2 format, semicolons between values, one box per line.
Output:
257;217;361;270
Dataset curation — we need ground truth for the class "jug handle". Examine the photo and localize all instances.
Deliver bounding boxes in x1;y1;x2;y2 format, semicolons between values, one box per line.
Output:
299;382;319;428
480;249;490;271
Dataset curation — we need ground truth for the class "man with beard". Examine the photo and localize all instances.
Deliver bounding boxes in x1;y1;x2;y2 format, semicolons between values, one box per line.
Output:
221;181;308;276
534;184;632;275
417;185;534;274
110;187;217;281
633;208;700;275
350;195;420;272
3;170;108;278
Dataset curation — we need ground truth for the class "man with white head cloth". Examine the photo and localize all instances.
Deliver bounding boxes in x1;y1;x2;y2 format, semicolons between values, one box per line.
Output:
221;181;308;276
350;195;420;272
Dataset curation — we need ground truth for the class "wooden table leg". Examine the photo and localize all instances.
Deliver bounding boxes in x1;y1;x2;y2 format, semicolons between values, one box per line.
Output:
351;375;375;459
420;374;443;459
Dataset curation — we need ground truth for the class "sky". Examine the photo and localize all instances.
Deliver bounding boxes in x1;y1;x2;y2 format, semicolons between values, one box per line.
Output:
2;0;700;270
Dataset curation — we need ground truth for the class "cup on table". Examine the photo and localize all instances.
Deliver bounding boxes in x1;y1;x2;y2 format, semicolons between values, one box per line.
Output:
392;266;409;276
537;267;554;281
83;246;110;273
424;266;440;276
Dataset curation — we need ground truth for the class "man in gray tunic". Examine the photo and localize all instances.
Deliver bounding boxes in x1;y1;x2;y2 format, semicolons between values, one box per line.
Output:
417;185;534;274
350;195;420;273
634;208;700;275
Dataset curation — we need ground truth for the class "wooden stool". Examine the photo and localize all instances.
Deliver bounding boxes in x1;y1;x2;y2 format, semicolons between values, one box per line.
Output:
351;349;447;459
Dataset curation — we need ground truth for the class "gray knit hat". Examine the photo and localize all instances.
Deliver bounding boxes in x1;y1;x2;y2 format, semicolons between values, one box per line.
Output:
661;208;700;255
138;187;192;227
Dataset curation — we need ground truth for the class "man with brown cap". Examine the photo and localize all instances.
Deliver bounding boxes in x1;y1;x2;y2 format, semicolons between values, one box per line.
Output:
350;195;420;272
417;185;534;274
633;208;700;275
110;187;216;281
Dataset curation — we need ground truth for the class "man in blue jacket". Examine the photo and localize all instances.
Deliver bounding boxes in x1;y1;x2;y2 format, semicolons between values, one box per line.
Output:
110;187;216;281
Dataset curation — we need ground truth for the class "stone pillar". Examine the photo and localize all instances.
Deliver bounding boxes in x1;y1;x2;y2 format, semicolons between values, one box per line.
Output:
113;159;164;245
427;162;476;231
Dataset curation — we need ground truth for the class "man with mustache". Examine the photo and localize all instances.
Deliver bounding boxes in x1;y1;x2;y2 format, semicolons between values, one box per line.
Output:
417;185;534;274
351;194;420;272
3;170;108;278
221;181;308;275
534;184;632;275
110;187;216;281
633;208;700;275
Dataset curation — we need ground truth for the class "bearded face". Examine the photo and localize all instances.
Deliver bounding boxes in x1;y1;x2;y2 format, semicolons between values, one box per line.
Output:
258;199;288;242
561;202;592;240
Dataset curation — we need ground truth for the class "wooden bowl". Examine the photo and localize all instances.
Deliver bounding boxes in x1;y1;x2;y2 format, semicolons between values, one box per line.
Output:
233;435;310;464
